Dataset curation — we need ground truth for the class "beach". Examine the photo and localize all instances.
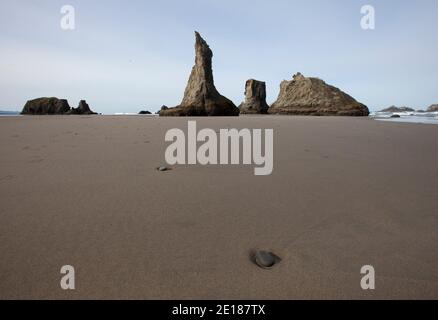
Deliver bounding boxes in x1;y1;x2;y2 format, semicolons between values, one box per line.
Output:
0;115;437;299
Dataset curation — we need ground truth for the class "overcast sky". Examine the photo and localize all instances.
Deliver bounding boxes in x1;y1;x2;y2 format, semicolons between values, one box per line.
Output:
1;0;437;113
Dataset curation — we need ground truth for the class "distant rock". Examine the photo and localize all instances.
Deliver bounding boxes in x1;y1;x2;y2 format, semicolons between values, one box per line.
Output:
427;104;438;112
21;97;71;115
268;73;369;116
380;106;414;113
239;79;269;114
417;110;426;113
156;105;168;115
390;114;401;118
68;100;97;115
139;110;152;115
160;32;239;117
21;98;96;115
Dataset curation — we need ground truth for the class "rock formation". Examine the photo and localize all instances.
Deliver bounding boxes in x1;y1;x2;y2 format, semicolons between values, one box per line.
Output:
139;110;152;115
21;98;96;115
268;73;369;116
160;32;239;117
427;104;438;112
68;100;97;115
239;79;269;114
21;97;71;115
380;106;414;113
156;105;169;115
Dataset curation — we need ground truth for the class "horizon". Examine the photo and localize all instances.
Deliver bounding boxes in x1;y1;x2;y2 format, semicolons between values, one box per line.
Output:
1;0;438;114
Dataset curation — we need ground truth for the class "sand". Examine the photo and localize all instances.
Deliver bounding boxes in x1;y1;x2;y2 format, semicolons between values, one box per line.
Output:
0;115;437;299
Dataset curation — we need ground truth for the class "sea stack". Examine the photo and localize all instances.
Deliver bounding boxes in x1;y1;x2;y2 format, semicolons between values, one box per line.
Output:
380;106;414;113
68;100;97;115
427;104;438;112
239;79;269;114
160;32;239;117
21;97;71;115
268;73;369;116
21;98;97;115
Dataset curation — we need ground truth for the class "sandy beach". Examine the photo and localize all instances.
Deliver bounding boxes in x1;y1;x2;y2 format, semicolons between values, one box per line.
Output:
0;115;437;299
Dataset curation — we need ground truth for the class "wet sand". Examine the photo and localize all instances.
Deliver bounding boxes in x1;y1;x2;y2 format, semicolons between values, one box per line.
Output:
0;115;437;299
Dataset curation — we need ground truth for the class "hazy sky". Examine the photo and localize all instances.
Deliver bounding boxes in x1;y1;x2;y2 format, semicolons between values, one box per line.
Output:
1;0;437;113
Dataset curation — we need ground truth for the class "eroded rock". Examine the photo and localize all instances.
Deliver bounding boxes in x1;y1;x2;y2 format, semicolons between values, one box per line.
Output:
160;32;239;117
239;79;269;114
268;73;369;116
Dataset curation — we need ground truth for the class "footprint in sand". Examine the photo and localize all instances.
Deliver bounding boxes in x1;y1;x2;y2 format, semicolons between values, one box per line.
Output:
0;175;16;182
28;156;44;164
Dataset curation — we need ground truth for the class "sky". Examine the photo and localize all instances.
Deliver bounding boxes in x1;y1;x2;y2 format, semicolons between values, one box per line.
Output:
0;0;437;113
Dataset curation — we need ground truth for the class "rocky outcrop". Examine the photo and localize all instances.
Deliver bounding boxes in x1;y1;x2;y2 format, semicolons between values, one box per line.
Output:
139;110;152;115
160;32;239;117
156;105;169;115
380;106;414;113
427;104;438;112
268;73;369;116
21;98;96;115
239;79;269;114
68;100;97;115
21;97;71;115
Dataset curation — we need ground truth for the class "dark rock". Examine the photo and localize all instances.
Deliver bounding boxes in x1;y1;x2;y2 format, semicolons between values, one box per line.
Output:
21;98;96;115
380;106;414;113
156;105;169;115
427;104;438;112
68;100;97;115
390;114;401;118
251;250;282;270
268;73;369;116
139;110;152;115
239;79;269;114
160;32;239;117
21;97;71;115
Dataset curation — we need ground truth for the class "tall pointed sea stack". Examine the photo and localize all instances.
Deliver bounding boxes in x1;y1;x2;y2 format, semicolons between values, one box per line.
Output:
239;79;269;114
160;32;239;117
268;73;369;116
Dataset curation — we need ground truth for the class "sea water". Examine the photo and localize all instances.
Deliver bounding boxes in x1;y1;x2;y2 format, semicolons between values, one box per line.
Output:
371;112;438;125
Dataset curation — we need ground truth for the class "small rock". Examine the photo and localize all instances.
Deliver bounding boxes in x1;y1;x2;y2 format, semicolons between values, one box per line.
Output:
251;250;281;269
390;114;401;118
157;166;170;172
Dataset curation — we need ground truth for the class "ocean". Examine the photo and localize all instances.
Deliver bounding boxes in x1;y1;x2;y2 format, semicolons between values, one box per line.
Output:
371;112;438;125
